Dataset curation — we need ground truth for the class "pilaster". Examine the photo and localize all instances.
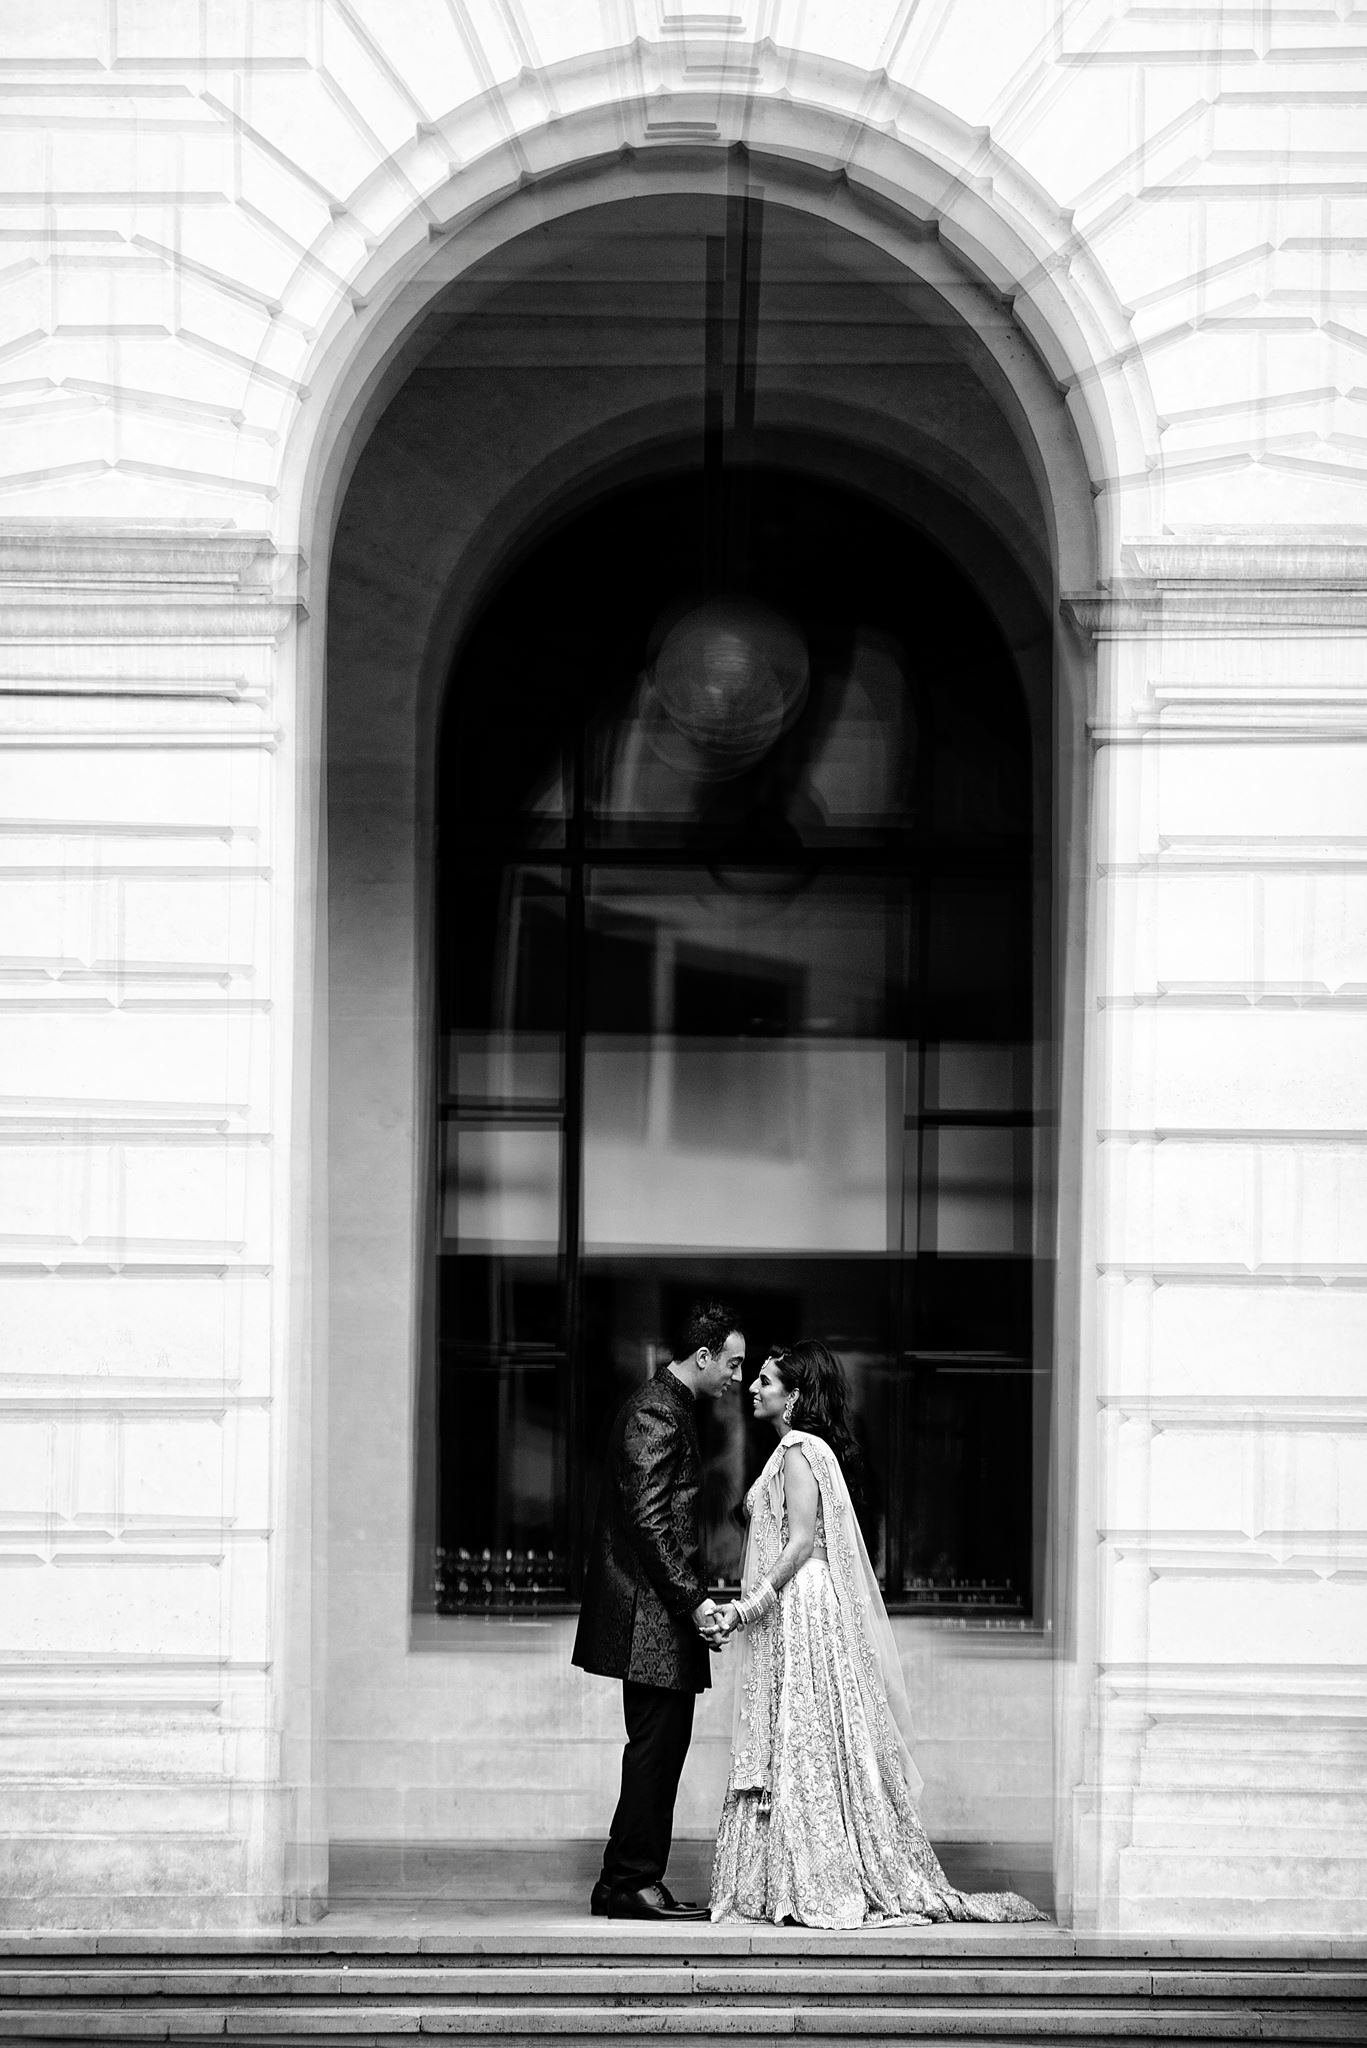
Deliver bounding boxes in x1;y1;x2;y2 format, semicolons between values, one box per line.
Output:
1064;537;1367;1936
0;524;309;1927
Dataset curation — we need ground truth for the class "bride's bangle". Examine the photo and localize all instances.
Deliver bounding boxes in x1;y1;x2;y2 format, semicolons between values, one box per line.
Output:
736;1577;778;1629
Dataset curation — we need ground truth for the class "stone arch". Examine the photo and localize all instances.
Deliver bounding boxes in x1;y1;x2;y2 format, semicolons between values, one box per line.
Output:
280;49;1157;603
304;65;1114;1905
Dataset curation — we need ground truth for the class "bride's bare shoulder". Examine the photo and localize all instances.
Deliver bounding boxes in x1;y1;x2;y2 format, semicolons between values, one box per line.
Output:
781;1430;829;1469
778;1436;821;1497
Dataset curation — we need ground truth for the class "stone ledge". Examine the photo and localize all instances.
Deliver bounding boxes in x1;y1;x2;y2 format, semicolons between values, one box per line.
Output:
0;1969;1362;2044
0;527;304;648
0;1921;1359;1960
0;2001;1356;2041
1123;542;1367;589
8;1964;1362;1996
0;528;293;590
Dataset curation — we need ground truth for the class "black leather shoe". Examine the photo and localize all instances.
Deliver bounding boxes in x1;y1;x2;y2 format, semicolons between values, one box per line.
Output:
606;1882;709;1921
589;1879;613;1917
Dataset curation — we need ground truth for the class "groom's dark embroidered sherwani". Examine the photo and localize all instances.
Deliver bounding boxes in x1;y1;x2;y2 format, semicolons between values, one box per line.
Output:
573;1364;711;1896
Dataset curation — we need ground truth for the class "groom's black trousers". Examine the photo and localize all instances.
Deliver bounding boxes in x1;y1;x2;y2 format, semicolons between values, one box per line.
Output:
601;1680;697;1893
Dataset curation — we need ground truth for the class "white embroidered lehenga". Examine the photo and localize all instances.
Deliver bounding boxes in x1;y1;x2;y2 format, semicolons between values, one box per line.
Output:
710;1431;1047;1928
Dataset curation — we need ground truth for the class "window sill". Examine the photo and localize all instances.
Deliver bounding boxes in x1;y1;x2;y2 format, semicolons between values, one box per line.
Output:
410;1610;1050;1650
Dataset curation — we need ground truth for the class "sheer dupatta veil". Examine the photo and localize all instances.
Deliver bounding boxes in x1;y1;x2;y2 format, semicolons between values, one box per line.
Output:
728;1430;923;1807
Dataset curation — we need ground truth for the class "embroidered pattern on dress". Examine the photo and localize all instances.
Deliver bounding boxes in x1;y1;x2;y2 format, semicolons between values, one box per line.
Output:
711;1431;1048;1929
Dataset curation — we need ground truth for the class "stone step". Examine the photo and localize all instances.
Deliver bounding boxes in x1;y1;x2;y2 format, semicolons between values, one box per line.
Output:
0;1957;1362;2045
0;2000;1362;2042
1;1964;1363;1999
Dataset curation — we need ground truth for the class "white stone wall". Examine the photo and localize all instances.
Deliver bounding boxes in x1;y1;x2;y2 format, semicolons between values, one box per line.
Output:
0;530;310;1925
1069;548;1367;1934
0;1;1362;1935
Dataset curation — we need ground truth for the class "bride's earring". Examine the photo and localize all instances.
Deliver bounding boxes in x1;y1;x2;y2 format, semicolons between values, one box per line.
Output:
782;1392;797;1427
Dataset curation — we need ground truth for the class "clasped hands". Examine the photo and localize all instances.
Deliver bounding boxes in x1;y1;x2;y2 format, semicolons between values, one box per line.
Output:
691;1597;743;1650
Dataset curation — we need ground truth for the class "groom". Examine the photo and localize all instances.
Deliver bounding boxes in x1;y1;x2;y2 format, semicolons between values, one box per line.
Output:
572;1300;746;1920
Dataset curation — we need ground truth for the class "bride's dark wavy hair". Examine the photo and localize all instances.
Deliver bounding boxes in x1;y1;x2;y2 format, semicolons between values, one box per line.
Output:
769;1339;869;1523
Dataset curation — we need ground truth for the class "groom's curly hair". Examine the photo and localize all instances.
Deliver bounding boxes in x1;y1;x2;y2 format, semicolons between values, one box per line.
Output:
671;1299;739;1361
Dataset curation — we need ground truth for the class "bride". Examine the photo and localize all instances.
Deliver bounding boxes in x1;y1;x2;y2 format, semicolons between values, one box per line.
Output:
709;1340;1047;1929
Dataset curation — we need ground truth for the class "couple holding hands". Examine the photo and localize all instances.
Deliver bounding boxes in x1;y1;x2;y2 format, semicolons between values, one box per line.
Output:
572;1302;1045;1930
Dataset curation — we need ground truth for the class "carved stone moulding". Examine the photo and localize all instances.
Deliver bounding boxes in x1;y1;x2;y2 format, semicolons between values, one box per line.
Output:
1064;534;1367;639
0;525;305;645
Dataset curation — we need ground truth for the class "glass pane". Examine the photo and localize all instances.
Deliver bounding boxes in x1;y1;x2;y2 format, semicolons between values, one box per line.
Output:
897;1362;1033;1612
579;1259;901;1590
444;867;567;1033
926;882;1030;1039
443;1255;562;1360
450;1030;563;1107
589;620;916;838
580;869;910;1256
916;1255;1031;1358
444;1126;561;1253
926;1042;1028;1113
584;868;913;1038
583;1039;900;1253
921;1126;1028;1254
443;607;577;849
436;1358;569;1610
804;633;916;825
450;746;566;849
429;461;1043;1621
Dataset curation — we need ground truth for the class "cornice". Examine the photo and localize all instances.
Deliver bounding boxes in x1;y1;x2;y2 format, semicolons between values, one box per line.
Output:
0;525;295;583
0;526;304;641
1063;590;1367;635
1065;535;1367;638
1122;539;1367;588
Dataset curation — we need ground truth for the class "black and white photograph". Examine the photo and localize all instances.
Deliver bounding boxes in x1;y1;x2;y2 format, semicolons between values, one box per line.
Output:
0;2;1363;2040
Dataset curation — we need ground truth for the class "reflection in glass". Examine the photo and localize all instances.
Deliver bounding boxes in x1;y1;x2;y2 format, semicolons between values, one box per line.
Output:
444;1127;562;1254
921;1127;1029;1255
438;1360;566;1612
585;1040;898;1252
586;872;910;1034
927;1043;1028;1115
433;467;1042;1619
450;1032;563;1107
580;872;910;1256
591;616;916;841
927;882;1030;1038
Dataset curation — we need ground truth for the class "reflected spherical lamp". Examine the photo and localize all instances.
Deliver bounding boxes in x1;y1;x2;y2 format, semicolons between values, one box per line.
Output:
649;598;808;776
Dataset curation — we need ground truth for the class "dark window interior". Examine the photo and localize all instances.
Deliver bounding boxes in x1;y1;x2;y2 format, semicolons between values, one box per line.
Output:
430;465;1046;1622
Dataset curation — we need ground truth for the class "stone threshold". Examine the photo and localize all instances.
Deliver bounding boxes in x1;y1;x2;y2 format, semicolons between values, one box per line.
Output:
0;1920;1363;1959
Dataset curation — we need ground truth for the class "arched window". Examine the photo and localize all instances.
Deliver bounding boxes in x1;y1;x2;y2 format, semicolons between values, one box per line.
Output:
429;466;1042;1619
